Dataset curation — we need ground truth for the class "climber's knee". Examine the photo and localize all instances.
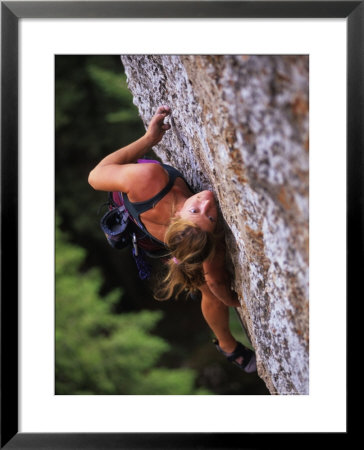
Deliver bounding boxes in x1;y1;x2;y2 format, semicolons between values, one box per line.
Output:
200;284;228;312
200;282;239;308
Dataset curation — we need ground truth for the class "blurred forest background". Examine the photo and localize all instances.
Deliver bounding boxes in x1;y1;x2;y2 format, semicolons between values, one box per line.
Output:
55;55;269;395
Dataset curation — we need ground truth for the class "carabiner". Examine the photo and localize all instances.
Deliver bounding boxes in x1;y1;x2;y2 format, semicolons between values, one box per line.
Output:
132;233;138;256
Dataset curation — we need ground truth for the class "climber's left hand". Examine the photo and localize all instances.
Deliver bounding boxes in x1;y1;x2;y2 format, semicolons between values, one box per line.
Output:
145;105;171;146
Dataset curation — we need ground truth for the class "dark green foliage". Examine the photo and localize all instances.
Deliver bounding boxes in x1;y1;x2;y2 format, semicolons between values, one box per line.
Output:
55;55;153;312
55;217;210;395
55;55;143;240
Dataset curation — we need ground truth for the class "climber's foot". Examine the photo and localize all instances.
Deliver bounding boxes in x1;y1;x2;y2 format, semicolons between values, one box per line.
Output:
217;340;245;366
213;339;257;373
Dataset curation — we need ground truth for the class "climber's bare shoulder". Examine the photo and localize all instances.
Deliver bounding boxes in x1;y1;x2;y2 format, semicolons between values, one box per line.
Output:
89;162;167;197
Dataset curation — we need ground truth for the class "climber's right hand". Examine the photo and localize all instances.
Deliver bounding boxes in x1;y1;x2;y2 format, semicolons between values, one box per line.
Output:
145;105;171;146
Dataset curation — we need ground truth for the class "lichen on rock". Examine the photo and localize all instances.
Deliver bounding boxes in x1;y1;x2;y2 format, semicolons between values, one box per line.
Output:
121;55;309;395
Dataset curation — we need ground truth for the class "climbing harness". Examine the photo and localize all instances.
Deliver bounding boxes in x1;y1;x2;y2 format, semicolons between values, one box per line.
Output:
99;191;168;280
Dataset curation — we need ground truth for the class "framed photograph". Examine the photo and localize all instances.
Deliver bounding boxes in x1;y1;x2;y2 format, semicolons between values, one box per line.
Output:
2;1;357;447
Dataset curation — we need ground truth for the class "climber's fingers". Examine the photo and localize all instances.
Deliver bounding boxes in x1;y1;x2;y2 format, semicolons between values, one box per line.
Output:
153;113;167;124
150;114;170;134
151;106;171;130
155;105;171;116
146;106;171;145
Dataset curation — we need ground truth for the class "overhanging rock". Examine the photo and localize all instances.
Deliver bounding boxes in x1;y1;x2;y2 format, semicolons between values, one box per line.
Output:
121;55;309;395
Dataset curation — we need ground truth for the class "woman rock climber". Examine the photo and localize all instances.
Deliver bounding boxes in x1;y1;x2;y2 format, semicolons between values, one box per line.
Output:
88;105;256;373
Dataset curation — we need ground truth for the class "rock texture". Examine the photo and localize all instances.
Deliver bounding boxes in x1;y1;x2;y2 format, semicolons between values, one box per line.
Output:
121;55;309;395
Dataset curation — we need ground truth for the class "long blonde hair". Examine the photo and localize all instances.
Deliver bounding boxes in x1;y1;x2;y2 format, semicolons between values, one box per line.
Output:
154;216;218;301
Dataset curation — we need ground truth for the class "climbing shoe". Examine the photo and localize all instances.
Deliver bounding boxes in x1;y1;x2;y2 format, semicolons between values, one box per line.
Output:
213;339;257;373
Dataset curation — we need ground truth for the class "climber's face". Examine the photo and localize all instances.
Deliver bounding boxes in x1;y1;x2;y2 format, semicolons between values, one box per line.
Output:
179;190;218;232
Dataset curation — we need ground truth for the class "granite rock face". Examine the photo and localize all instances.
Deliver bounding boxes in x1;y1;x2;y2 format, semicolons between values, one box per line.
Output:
121;55;309;395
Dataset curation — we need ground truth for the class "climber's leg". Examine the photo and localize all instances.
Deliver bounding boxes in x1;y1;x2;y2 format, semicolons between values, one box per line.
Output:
200;284;256;372
200;284;243;364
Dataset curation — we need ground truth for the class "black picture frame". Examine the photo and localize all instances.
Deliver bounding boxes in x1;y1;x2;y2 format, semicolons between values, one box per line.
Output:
1;1;357;448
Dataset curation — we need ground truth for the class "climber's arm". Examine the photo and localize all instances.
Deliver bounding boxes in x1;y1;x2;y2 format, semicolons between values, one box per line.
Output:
89;159;164;193
88;106;171;192
88;134;155;192
203;245;240;307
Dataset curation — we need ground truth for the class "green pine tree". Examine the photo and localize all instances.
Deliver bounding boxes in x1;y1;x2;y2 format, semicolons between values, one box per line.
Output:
55;216;210;395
